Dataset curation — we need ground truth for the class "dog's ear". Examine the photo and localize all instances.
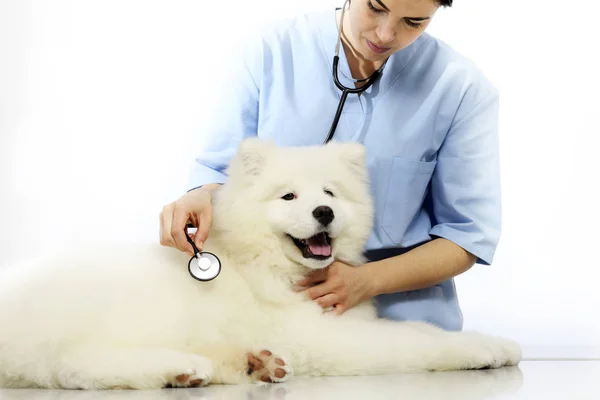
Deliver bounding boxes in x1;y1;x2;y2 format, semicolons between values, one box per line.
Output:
331;142;368;179
229;137;275;178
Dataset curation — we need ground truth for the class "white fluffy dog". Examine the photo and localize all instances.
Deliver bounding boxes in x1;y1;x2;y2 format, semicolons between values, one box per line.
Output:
0;139;521;389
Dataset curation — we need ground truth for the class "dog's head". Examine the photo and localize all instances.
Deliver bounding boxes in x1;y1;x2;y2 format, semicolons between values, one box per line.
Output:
214;138;373;270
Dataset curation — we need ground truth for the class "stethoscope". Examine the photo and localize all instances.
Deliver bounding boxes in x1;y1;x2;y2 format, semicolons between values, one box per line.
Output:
185;1;386;282
186;224;221;281
325;0;387;143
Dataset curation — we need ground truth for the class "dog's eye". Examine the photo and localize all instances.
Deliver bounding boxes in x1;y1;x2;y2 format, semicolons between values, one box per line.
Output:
281;193;295;201
324;189;334;197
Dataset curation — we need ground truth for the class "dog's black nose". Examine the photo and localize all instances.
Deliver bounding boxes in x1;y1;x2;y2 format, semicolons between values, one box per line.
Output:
313;206;334;226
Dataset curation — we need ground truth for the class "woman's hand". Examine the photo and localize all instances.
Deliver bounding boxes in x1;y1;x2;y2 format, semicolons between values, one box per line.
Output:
159;184;221;256
295;261;375;314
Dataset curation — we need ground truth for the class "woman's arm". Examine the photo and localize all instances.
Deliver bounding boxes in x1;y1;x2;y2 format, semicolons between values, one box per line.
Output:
365;237;476;297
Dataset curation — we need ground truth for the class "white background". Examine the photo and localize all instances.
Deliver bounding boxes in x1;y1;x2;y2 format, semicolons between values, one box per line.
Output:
1;0;599;359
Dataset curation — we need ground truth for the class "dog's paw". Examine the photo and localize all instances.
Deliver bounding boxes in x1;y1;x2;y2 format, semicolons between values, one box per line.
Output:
164;356;213;388
247;350;293;383
463;333;522;370
447;333;522;371
494;337;522;367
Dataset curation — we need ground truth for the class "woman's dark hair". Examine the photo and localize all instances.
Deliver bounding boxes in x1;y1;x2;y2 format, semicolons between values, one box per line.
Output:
438;0;453;6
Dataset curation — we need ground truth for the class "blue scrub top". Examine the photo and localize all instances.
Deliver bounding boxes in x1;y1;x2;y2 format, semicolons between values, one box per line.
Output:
189;8;501;331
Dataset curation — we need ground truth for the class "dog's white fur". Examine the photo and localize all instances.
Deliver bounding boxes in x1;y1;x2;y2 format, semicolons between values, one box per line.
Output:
0;139;521;389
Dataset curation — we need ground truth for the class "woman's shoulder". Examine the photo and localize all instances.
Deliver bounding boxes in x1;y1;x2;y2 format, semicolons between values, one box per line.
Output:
416;32;498;94
238;9;332;53
228;9;334;80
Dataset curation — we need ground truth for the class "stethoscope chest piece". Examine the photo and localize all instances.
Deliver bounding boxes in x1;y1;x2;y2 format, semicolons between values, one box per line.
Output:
188;251;221;281
185;225;221;282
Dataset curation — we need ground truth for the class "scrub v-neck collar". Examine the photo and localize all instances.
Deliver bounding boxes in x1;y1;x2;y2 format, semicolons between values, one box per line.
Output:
315;7;430;115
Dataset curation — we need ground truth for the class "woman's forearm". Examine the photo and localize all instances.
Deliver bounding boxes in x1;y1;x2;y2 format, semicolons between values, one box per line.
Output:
365;238;477;297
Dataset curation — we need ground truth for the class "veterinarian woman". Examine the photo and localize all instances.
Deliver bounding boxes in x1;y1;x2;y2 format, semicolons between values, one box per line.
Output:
160;0;501;332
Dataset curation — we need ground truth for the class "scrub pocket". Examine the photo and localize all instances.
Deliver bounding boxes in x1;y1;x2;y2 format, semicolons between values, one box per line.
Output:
381;156;437;244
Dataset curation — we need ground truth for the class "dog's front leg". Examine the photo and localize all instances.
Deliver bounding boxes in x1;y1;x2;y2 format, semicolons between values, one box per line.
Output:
280;316;521;377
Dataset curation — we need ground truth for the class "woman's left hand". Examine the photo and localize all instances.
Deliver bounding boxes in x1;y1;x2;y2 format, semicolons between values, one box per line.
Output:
295;261;375;314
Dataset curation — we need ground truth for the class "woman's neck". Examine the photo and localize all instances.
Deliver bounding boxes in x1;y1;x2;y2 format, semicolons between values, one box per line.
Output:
337;10;385;86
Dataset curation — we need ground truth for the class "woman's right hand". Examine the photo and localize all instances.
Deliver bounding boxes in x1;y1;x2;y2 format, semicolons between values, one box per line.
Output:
159;184;221;256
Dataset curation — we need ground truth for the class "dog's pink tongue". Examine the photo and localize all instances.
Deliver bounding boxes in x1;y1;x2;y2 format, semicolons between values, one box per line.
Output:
308;234;331;256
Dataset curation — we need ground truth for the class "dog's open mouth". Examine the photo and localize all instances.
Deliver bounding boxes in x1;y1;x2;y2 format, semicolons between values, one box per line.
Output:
288;232;332;260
